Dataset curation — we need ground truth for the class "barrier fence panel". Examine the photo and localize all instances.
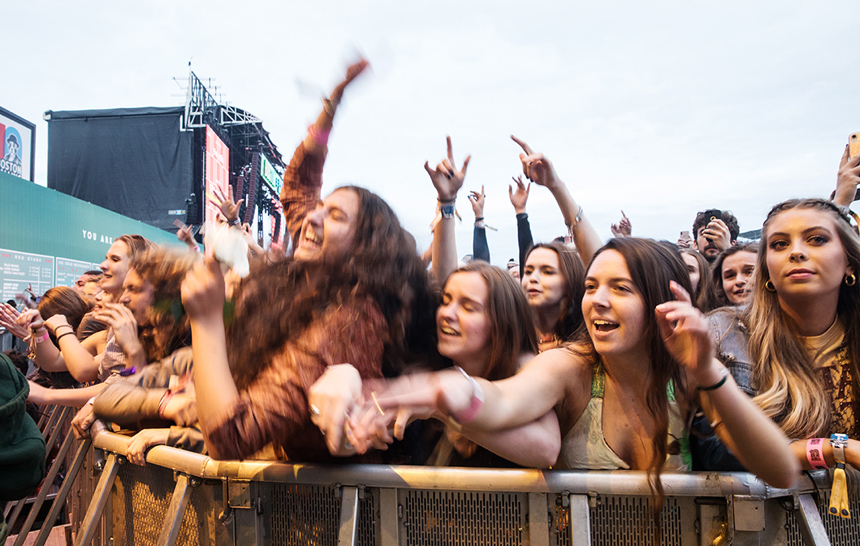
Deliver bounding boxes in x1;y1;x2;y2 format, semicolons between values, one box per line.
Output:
15;410;860;546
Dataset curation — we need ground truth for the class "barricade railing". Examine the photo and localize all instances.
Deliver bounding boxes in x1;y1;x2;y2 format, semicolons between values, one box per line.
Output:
72;422;858;546
9;405;860;546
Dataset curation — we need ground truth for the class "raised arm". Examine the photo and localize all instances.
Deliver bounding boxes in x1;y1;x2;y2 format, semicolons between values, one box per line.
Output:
511;136;603;263
655;282;799;488
427;136;470;285
37;314;105;381
509;176;534;277
610;210;632;238
181;257;236;460
281;59;369;246
834;144;860;208
469;186;490;263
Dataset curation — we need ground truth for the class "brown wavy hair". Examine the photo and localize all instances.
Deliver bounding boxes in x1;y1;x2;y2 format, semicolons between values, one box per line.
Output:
446;262;539;381
573;238;695;530
524;241;586;341
38;287;92;332
116;234;155;266
129;247;199;362
228;186;440;389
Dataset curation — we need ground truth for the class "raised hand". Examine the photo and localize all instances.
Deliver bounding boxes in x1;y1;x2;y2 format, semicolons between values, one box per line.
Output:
94;303;141;356
511;135;561;190
424;136;471;201
343;58;370;87
44;314;72;336
0;303;29;339
508;175;531;214
16;308;44;332
468;186;485;219
211;185;243;224
610;210;632;238
181;256;227;325
835;144;860;207
701;218;732;251
655;281;724;388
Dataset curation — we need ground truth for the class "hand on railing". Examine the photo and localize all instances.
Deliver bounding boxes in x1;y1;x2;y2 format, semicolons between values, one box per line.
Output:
126;429;170;466
72;402;98;438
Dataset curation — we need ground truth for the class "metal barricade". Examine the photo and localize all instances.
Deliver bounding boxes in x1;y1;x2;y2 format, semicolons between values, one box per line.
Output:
60;424;860;546
10;407;860;546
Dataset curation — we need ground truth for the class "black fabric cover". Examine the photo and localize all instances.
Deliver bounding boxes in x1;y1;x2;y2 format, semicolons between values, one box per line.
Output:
47;107;193;231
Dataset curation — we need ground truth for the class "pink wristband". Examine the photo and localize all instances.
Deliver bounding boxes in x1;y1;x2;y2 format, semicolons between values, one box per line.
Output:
807;438;828;470
450;367;484;424
33;328;49;343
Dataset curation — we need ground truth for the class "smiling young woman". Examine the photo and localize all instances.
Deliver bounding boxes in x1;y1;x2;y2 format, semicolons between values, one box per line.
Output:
704;242;759;310
704;198;860;472
367;238;798;509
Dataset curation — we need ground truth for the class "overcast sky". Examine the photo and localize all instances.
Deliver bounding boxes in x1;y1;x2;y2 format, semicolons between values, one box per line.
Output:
6;1;860;264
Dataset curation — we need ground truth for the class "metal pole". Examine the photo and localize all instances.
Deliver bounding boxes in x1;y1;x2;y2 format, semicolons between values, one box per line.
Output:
569;493;592;546
32;438;91;546
12;430;77;546
73;453;120;546
794;493;832;546
337;486;359;546
156;474;193;546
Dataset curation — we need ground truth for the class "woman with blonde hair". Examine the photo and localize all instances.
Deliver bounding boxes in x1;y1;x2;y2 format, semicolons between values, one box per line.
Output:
703;198;860;471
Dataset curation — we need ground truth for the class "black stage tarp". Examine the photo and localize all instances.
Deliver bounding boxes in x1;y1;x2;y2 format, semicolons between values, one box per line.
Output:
47;107;194;231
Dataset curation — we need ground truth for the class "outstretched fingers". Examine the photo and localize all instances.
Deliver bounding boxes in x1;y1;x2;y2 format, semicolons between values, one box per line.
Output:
511;135;534;156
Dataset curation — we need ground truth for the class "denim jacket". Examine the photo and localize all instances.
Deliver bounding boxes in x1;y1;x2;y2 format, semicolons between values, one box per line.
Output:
708;307;755;396
689;307;753;472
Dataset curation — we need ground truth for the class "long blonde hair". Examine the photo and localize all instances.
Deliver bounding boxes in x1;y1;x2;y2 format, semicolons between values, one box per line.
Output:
746;199;860;438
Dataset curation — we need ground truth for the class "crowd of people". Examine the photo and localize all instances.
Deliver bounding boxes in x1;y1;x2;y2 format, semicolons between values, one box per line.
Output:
6;57;860;524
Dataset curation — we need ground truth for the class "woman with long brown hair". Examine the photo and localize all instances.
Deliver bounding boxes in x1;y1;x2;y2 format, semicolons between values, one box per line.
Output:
365;238;798;501
180;58;441;462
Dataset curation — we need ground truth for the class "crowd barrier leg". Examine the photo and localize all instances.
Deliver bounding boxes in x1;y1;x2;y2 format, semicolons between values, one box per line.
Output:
795;493;832;546
568;493;591;545
155;473;194;546
337;485;359;546
44;407;72;449
378;488;398;546
5;405;71;534
73;452;120;546
528;492;550;545
12;429;77;546
40;405;65;440
32;438;92;546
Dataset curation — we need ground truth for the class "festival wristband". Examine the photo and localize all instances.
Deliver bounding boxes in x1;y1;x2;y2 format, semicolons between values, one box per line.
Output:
33;328;49;344
806;438;828;470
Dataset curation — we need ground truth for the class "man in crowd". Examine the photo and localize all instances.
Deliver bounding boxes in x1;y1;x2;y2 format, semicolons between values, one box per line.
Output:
691;209;739;262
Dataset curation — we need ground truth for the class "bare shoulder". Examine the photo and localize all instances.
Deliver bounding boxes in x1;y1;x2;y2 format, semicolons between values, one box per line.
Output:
519;341;593;393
